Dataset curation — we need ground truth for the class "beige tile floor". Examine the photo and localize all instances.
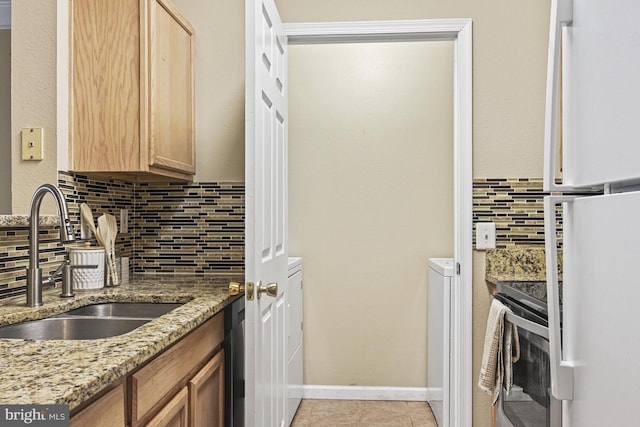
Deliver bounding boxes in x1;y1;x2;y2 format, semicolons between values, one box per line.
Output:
290;399;439;427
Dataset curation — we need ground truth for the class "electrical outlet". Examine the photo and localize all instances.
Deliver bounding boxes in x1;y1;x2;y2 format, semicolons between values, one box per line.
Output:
120;209;128;234
21;128;44;161
476;222;496;250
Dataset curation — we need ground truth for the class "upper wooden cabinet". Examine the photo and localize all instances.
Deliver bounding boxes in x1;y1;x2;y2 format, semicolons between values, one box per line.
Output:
70;0;195;181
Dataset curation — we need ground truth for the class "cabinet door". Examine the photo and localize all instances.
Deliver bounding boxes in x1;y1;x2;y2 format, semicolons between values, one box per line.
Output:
148;0;196;175
188;350;224;427
71;0;195;180
71;0;141;173
146;387;189;427
131;314;223;425
70;384;126;427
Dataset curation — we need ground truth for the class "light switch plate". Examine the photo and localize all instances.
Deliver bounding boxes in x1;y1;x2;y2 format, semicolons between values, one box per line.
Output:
21;128;44;161
476;222;496;250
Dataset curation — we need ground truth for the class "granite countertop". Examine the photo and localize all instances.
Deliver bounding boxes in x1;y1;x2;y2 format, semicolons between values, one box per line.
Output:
0;215;60;228
0;274;243;411
485;247;561;284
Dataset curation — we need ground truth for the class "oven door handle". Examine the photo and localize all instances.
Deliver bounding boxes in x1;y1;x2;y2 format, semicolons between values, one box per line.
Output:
544;195;576;400
504;311;548;339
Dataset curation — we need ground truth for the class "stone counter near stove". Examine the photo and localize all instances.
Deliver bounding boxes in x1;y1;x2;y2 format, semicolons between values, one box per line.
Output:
485;247;564;311
485;247;561;285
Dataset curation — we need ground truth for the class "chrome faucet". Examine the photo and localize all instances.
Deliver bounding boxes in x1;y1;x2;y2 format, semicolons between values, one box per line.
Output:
26;184;76;307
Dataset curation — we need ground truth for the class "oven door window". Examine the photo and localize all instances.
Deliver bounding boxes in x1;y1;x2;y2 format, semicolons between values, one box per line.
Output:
499;328;554;427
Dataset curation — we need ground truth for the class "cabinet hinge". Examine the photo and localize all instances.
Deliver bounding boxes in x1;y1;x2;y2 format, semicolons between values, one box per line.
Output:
456;262;461;275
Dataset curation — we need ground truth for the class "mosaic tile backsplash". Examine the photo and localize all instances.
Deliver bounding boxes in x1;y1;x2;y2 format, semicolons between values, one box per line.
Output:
473;178;557;248
134;182;244;274
1;175;548;299
0;227;66;300
0;172;244;300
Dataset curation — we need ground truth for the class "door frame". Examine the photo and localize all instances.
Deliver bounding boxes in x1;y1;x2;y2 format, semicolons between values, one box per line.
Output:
284;19;473;427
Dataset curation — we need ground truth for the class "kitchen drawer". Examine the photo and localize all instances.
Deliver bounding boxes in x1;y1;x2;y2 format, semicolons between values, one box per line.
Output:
70;383;126;427
131;314;224;425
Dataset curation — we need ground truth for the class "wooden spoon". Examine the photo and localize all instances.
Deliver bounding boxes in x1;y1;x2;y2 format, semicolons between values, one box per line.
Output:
98;214;119;286
80;203;101;245
105;213;119;286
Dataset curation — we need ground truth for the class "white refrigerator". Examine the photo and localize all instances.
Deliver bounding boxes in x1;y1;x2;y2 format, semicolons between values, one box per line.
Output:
543;0;640;426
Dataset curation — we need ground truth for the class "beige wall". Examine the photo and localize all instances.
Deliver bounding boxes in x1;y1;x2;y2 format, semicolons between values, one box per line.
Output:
10;0;246;213
11;1;58;214
276;0;549;179
278;1;549;426
0;29;10;214
9;0;549;424
289;41;454;387
473;251;493;425
10;0;550;182
172;0;245;182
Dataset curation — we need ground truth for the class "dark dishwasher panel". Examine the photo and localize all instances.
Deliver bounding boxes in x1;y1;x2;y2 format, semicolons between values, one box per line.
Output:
224;296;245;427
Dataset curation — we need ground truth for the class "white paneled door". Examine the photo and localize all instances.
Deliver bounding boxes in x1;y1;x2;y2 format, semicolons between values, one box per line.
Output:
245;0;288;425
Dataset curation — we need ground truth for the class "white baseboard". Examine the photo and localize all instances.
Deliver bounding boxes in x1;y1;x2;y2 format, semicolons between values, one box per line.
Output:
302;385;443;402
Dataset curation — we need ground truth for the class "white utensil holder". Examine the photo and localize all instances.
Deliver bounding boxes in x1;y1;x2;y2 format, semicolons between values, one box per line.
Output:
69;246;105;289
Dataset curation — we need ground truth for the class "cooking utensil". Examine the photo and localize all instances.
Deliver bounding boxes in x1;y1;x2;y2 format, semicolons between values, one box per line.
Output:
105;214;120;286
94;226;105;251
106;214;119;286
80;203;101;245
97;214;119;286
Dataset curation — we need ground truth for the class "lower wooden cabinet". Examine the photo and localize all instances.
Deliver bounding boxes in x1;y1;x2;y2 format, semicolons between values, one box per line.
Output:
70;313;225;427
131;315;224;425
130;313;224;427
146;387;190;427
70;383;126;427
144;349;225;427
188;350;225;427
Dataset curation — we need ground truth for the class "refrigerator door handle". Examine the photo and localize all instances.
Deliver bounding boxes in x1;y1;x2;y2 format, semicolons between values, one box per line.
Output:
544;0;573;192
544;195;575;400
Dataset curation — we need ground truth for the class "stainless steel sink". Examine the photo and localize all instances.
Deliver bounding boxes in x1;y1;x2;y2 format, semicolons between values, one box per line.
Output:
0;318;150;340
64;303;184;318
0;302;184;340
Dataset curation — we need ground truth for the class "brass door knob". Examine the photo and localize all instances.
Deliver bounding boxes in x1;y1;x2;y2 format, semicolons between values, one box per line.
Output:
258;282;278;299
229;281;244;295
245;281;278;300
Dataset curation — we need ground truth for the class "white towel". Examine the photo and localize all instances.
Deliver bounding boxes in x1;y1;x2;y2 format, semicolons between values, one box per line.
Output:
478;298;520;404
